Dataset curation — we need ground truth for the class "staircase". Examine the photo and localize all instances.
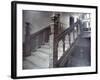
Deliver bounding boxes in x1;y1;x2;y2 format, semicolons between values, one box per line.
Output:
23;42;51;69
23;33;75;69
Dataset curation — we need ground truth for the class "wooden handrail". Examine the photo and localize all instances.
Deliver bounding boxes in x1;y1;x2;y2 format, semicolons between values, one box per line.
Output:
30;26;51;52
23;24;51;57
31;26;51;38
54;26;74;42
53;22;81;67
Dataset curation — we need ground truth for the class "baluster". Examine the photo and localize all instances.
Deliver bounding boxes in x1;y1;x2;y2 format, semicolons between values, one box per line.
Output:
68;33;71;47
45;28;49;42
44;29;46;42
78;25;80;35
41;32;44;45
62;37;65;54
42;31;45;45
39;33;42;45
37;35;39;48
35;36;38;49
73;25;75;41
38;34;40;48
70;32;73;44
33;37;36;51
47;28;50;42
73;30;75;41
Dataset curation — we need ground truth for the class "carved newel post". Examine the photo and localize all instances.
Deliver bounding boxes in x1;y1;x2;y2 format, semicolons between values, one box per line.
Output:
49;13;60;68
49;13;55;68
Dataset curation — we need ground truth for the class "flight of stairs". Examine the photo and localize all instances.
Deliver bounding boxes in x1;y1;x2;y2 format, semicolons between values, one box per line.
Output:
23;33;75;69
23;42;51;69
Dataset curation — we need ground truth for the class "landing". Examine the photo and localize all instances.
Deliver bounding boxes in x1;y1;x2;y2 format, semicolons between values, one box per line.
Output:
65;32;91;67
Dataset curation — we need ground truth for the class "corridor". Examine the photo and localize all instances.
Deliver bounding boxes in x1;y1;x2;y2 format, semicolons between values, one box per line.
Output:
65;32;91;67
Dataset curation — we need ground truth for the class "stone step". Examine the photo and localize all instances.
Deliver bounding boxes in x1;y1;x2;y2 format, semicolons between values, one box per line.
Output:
25;55;49;68
41;44;50;49
23;59;40;69
31;51;49;61
37;47;51;55
45;42;50;46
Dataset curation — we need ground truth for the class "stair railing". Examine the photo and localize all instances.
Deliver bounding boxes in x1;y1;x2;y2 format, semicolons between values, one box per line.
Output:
52;20;81;67
23;22;51;57
30;26;51;52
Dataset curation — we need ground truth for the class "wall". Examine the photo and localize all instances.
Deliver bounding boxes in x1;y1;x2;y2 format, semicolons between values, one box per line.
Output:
23;10;52;34
23;10;82;35
23;10;52;42
60;12;70;29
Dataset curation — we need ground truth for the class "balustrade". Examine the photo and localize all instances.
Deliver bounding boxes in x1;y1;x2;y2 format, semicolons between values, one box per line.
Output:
53;22;81;67
23;13;81;68
23;23;51;57
30;26;50;52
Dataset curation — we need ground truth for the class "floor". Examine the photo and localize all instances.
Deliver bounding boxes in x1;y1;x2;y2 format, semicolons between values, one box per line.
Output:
65;32;91;67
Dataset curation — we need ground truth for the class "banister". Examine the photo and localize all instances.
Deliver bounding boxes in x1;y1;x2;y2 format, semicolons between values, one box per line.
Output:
23;24;51;57
53;22;81;66
54;26;74;42
31;26;50;38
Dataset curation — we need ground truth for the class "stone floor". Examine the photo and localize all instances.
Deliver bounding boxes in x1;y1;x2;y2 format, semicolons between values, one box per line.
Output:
65;32;91;67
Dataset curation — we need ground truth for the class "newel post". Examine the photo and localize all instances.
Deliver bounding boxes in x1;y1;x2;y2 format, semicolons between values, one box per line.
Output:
49;13;60;67
24;22;31;57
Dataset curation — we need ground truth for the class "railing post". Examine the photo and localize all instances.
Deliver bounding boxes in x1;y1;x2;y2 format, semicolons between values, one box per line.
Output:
62;37;65;54
76;19;82;35
53;42;58;67
50;13;60;67
49;23;54;68
73;24;76;40
76;25;78;37
78;22;81;35
73;30;75;41
68;33;71;47
24;22;31;57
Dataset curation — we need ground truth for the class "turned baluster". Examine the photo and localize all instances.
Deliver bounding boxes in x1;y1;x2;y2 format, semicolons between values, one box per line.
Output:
68;33;71;47
62;37;65;54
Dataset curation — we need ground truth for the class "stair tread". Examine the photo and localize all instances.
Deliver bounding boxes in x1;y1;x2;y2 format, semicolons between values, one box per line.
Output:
37;48;51;54
25;55;49;67
31;51;49;60
45;42;50;45
41;44;50;49
23;60;40;69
